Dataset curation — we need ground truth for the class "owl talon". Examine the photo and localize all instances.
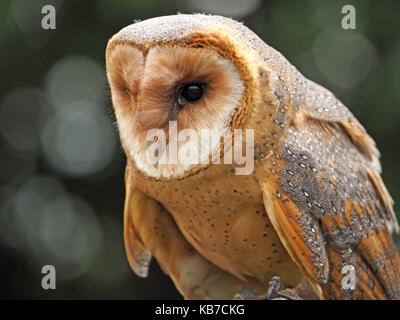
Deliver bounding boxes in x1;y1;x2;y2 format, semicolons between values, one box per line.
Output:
269;277;319;300
233;276;303;300
266;276;303;300
266;276;282;300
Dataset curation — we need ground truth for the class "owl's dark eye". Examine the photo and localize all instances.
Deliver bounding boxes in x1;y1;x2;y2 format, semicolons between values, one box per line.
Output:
180;83;205;103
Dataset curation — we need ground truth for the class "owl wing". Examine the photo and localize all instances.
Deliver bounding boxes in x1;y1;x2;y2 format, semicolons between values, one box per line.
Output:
123;165;152;278
258;83;400;299
124;164;249;299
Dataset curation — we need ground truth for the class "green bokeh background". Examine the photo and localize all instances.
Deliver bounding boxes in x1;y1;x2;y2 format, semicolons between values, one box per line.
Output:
0;0;399;299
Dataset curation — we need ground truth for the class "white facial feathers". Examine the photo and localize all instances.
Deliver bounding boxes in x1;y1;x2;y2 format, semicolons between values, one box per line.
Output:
107;45;244;179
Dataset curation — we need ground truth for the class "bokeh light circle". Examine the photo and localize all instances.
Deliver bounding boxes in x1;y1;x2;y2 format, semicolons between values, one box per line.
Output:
313;28;377;90
41;102;116;176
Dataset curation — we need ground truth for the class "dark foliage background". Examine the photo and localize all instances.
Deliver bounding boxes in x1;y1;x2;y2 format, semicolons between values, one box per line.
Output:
0;0;399;299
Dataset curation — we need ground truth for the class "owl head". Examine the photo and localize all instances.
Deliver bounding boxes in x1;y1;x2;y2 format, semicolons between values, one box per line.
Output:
106;14;279;180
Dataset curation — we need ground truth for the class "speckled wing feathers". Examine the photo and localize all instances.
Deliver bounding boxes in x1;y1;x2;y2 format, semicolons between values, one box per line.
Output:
259;78;400;298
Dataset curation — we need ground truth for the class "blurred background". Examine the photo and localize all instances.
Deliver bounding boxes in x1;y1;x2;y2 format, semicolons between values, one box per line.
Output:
0;0;399;299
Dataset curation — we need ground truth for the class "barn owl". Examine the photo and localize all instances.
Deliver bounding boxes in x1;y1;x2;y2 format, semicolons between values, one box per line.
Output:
105;14;400;300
